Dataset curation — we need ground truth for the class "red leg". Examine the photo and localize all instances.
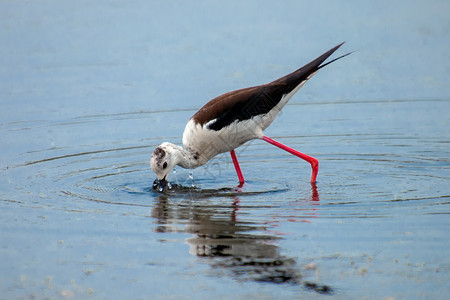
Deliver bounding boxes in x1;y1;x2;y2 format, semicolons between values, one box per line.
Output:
230;150;245;185
262;136;318;183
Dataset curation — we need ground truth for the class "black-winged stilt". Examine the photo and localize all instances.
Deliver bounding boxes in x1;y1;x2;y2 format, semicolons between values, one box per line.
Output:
151;43;350;192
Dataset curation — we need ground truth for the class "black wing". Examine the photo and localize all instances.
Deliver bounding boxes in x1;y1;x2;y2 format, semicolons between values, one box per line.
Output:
198;43;349;131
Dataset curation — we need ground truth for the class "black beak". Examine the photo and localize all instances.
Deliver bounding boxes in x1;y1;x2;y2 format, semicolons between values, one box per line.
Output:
153;176;167;193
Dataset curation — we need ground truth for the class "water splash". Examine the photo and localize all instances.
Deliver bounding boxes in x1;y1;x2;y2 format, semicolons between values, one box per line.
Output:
188;169;195;187
172;167;179;186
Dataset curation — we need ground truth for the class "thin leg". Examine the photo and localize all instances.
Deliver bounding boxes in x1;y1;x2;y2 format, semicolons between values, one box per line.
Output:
262;136;318;183
230;150;245;185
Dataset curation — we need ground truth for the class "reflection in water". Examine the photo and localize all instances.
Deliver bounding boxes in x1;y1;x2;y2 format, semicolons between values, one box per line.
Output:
151;184;333;294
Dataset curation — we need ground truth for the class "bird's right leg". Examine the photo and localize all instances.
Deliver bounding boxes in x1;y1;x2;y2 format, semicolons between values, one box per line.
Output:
262;136;318;183
230;150;245;186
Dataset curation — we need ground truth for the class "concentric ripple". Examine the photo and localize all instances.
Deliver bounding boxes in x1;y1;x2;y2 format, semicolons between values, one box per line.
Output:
2;100;449;217
1;100;449;297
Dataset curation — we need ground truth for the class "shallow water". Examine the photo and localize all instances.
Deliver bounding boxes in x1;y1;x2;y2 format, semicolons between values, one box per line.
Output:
1;1;450;299
2;99;449;299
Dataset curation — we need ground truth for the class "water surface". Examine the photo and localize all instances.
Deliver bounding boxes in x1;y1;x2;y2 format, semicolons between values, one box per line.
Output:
1;1;449;299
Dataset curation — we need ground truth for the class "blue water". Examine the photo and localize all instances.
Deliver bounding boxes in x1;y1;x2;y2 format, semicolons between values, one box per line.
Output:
1;1;449;299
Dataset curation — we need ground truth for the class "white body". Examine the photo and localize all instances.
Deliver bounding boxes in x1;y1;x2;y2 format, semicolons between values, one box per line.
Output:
182;79;309;167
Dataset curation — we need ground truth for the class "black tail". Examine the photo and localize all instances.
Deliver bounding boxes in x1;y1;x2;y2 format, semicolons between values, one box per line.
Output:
273;42;351;89
318;48;354;70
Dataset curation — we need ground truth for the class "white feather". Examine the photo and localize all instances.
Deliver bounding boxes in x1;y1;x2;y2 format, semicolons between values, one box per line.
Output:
181;77;309;164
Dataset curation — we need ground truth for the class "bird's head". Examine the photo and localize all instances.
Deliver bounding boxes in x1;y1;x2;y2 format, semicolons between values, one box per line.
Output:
150;142;178;192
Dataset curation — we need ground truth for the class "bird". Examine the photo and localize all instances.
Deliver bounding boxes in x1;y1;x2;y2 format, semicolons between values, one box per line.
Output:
151;42;351;192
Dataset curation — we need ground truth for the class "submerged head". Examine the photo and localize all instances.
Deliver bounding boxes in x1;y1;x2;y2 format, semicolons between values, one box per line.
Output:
150;142;178;192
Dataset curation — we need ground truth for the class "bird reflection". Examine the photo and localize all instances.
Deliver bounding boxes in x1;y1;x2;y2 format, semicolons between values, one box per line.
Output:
151;183;332;294
311;182;319;202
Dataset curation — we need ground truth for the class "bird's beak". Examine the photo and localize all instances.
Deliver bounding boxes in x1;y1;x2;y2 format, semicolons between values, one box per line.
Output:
152;176;167;193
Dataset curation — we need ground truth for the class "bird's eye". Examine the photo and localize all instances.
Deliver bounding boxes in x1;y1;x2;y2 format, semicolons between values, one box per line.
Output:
162;162;168;169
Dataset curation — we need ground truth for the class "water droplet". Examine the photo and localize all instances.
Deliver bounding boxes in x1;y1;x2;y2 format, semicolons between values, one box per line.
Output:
172;167;179;185
189;170;195;187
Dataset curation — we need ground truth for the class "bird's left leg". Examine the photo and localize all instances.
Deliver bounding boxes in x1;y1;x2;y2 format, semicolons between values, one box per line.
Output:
262;136;318;183
230;150;245;186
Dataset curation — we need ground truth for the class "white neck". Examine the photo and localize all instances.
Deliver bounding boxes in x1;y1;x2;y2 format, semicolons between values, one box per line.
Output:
170;144;201;169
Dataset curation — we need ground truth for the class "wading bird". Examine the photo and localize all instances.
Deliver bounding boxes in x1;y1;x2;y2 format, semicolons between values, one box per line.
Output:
151;43;350;192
